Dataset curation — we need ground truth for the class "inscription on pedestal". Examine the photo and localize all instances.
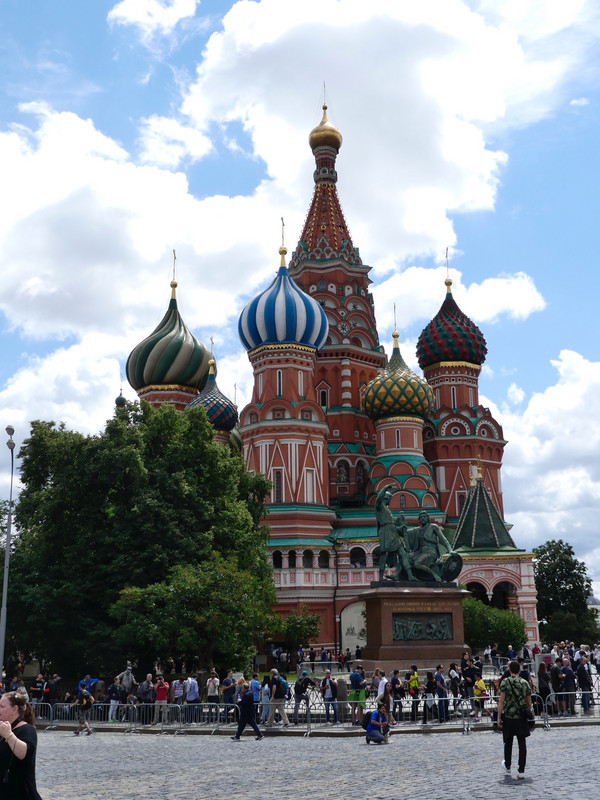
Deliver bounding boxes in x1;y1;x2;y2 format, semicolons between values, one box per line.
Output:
392;612;453;641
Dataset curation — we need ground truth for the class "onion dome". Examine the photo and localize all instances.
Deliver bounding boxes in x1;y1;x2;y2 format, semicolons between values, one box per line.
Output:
186;358;238;432
126;280;211;392
308;104;342;152
238;246;329;352
362;332;434;420
417;278;487;369
115;393;127;408
229;425;242;452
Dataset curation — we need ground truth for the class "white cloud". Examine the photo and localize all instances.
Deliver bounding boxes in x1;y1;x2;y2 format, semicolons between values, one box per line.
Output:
507;382;525;405
570;97;590;106
138;115;213;168
371;266;545;334
107;0;200;42
486;350;600;582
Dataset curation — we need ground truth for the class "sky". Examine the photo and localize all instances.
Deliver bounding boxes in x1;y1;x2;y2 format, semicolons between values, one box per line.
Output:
1;0;600;586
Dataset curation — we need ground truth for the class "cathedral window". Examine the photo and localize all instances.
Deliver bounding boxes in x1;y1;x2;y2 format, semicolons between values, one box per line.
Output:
372;547;380;567
349;547;366;568
459;494;466;513
356;460;366;489
451;386;457;408
302;550;314;569
305;468;315;502
298;370;304;397
258;373;263;395
320;389;328;408
468;388;473;405
272;550;283;569
336;460;350;483
288;550;297;568
318;550;330;568
274;471;283;503
276;369;283;397
413;430;418;449
395;429;400;449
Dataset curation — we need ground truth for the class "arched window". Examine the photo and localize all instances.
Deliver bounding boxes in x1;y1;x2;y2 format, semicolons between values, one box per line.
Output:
356;460;366;489
450;386;457;409
274;471;282;503
349;547;366;568
276;369;283;397
298;370;304;397
288;550;297;568
302;549;314;569
372;546;380;567
458;494;466;513
337;460;350;483
258;373;263;395
318;550;330;568
320;389;328;408
395;429;400;448
272;550;282;569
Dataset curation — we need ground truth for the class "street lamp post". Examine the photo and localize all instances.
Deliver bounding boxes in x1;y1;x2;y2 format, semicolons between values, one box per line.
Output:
0;426;15;680
327;534;340;655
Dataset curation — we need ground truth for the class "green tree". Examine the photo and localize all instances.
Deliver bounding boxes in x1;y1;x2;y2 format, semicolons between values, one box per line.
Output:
111;558;275;674
462;597;527;653
533;539;598;642
7;401;275;675
274;606;320;662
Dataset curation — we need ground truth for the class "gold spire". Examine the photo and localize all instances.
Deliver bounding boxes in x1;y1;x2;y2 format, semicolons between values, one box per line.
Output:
279;245;287;267
171;249;177;298
208;358;216;375
445;247;452;293
468;461;475;487
477;455;483;480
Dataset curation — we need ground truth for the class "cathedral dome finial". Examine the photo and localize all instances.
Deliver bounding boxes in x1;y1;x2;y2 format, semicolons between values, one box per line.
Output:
308;104;342;152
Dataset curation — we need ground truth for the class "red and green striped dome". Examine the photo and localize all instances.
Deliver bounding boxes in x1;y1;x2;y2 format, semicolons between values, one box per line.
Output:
417;279;487;369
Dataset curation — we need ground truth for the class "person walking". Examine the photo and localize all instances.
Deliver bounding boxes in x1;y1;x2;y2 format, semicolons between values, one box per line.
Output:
497;660;532;780
231;683;263;741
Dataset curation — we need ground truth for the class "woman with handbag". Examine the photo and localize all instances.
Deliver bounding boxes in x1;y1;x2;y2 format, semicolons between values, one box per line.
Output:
497;660;533;780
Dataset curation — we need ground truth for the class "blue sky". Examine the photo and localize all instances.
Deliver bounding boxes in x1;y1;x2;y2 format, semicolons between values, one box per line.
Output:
1;0;600;584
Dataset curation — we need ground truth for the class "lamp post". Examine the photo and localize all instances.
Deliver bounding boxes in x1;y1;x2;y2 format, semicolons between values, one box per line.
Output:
0;426;15;680
327;533;341;655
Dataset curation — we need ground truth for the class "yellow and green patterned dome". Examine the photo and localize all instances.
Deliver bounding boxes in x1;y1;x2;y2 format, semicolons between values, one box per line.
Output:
362;332;434;420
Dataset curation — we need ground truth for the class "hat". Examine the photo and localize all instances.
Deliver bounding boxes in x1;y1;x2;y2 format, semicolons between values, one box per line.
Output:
302;670;308;676
411;664;417;670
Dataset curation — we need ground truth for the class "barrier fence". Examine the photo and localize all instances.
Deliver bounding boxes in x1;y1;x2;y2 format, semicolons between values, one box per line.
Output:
33;688;598;737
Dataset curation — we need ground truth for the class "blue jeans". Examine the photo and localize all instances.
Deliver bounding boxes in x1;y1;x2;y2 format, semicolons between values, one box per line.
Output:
581;688;591;711
324;698;338;723
437;696;450;721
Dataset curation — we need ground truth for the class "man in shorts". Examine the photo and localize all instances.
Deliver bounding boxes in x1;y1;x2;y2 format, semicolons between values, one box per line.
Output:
349;664;368;725
70;688;95;735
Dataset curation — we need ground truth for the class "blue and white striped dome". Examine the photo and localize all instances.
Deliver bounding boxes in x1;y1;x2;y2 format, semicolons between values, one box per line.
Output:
238;247;329;352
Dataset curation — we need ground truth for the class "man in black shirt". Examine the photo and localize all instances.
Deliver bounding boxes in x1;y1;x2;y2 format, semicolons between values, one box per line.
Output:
293;670;316;724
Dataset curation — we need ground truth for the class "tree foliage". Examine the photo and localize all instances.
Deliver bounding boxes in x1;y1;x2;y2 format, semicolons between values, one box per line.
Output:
533;539;598;642
273;606;320;655
462;597;527;652
7;401;275;674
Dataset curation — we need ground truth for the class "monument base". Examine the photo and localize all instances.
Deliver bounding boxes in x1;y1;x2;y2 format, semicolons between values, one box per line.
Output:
360;584;469;672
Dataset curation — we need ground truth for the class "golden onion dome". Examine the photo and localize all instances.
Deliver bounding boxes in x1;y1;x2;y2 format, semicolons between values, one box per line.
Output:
309;104;342;152
362;332;434;421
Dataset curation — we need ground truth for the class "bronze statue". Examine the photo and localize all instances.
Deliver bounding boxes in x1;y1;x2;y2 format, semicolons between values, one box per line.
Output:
374;486;415;581
375;490;462;583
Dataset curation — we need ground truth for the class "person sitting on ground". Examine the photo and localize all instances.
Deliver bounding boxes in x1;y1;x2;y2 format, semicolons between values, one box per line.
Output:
365;702;389;744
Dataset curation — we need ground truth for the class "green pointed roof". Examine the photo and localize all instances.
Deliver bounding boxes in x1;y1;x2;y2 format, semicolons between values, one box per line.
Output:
453;475;517;550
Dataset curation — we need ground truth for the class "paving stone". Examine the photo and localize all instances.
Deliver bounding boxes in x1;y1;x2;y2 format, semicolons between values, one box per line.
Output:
36;725;598;799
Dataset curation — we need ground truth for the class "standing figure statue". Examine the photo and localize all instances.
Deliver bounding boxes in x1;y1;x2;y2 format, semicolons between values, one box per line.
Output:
374;486;415;581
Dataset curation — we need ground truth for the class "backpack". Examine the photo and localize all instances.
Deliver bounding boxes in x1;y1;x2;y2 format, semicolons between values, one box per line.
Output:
279;677;290;700
294;677;308;696
81;691;93;710
361;710;373;731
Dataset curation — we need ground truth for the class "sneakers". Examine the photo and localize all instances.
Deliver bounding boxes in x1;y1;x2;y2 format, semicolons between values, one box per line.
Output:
73;731;80;736
86;730;93;736
502;760;511;774
230;736;241;741
517;772;525;780
255;735;264;741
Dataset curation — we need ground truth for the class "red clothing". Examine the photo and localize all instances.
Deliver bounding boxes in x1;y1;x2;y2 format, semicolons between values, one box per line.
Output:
155;682;169;702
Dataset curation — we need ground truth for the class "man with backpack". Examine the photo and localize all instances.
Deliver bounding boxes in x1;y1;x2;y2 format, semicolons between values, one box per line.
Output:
349;664;368;725
265;669;289;727
293;670;315;724
364;701;389;744
70;688;95;735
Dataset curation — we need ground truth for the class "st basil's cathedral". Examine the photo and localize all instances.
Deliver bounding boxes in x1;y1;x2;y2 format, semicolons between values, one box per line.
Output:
125;106;540;649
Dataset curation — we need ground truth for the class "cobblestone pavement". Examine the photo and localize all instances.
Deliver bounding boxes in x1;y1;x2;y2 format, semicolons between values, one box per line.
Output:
36;725;598;800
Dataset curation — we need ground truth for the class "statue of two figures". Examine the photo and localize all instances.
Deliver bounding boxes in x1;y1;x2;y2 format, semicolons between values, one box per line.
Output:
374;486;463;583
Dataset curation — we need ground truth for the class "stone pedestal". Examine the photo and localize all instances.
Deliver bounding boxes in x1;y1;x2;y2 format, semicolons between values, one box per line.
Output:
360;583;469;672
